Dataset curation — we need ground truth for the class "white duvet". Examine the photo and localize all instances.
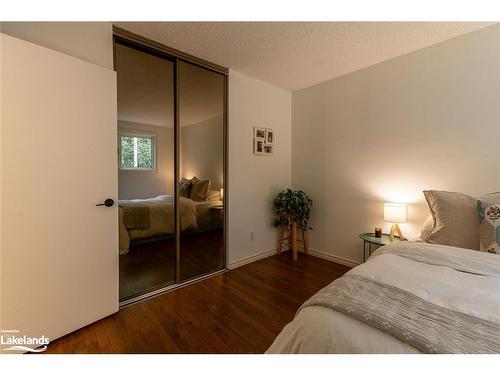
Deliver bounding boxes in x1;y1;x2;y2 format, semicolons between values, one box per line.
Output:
267;242;500;354
118;195;197;254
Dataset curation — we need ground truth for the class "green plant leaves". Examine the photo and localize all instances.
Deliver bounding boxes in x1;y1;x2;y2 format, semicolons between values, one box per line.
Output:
273;189;313;230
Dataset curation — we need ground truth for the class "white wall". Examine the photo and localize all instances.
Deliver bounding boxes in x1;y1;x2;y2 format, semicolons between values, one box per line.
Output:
0;22;113;69
228;70;292;267
118;121;174;199
180;116;224;191
292;24;500;265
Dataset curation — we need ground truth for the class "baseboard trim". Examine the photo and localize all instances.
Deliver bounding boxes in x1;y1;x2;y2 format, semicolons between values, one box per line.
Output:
228;249;277;269
308;248;360;268
228;247;360;270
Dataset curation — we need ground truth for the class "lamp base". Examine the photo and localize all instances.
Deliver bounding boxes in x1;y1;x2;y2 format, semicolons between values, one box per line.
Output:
389;223;405;241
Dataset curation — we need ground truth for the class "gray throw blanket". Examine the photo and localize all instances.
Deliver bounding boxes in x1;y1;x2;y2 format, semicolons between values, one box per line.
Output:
299;274;500;354
120;203;150;230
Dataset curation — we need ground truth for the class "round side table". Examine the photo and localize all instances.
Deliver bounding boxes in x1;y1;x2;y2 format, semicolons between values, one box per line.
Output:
359;233;404;262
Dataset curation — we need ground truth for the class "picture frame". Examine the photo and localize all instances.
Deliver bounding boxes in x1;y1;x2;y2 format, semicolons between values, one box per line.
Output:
254;139;264;155
254;127;266;140
265;128;274;145
253;126;274;155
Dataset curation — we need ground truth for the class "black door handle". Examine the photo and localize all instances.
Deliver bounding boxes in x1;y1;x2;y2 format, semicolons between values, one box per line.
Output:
96;199;114;207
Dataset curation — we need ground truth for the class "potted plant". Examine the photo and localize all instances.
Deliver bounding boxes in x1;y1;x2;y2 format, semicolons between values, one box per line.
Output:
272;189;313;231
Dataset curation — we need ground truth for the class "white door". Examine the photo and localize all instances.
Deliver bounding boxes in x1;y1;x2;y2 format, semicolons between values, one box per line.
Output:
0;34;118;350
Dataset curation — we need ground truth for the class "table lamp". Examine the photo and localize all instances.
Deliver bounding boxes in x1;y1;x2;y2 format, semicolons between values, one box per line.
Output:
384;203;407;241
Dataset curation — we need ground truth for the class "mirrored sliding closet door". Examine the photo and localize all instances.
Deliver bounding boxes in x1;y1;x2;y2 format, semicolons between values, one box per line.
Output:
116;42;176;301
178;61;225;282
114;28;227;303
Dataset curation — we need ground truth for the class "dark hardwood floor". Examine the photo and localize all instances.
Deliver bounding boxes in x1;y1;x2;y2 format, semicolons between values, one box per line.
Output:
45;252;350;354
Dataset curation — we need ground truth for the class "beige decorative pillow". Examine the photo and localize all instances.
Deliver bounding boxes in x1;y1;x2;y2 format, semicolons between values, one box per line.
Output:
423;190;480;250
179;177;192;198
419;215;434;242
190;177;210;202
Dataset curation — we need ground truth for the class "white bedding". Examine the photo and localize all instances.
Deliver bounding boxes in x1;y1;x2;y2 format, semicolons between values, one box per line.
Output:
118;195;198;254
267;242;500;354
118;195;223;254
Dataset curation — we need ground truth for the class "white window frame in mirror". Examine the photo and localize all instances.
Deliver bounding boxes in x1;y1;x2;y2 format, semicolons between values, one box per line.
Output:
118;132;157;171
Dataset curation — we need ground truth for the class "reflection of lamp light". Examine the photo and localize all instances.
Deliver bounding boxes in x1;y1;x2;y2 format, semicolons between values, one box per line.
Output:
384;203;407;241
220;188;224;201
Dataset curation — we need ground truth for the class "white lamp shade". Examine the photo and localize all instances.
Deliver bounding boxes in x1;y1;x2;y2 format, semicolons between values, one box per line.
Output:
220;188;224;200
384;203;407;223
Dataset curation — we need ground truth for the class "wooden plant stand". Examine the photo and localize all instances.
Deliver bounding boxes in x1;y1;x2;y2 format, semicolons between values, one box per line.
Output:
276;215;309;261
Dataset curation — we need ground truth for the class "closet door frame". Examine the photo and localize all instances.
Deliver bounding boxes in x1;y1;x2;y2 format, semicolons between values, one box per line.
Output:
113;26;228;291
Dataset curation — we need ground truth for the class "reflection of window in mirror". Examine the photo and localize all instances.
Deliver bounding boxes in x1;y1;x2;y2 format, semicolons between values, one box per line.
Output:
119;133;156;170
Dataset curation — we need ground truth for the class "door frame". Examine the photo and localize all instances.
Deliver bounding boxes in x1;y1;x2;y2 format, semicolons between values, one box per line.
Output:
113;26;229;305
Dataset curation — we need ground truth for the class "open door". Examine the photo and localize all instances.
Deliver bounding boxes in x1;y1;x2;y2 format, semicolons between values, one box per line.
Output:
0;34;118;351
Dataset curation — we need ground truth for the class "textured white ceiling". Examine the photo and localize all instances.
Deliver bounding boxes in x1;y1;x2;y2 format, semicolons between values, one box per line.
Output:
115;22;494;91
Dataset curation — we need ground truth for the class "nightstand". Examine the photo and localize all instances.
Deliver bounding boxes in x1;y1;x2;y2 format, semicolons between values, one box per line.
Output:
359;233;404;262
210;205;224;227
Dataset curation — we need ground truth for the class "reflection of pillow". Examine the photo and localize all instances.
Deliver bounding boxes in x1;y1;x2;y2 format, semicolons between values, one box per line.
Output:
420;215;434;242
190;177;210;202
206;190;221;202
478;201;500;254
179;178;192;198
423;190;480;250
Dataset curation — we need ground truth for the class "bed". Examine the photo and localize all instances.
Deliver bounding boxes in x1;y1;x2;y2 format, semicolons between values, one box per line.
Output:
268;190;500;354
267;241;500;354
118;194;223;254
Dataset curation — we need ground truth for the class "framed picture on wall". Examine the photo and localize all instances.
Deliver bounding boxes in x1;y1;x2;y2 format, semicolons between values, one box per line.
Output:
265;128;274;145
254;139;264;154
264;145;273;154
254;127;266;140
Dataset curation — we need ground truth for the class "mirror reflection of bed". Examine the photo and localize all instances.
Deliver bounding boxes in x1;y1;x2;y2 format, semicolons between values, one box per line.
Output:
116;40;225;302
118;186;224;299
